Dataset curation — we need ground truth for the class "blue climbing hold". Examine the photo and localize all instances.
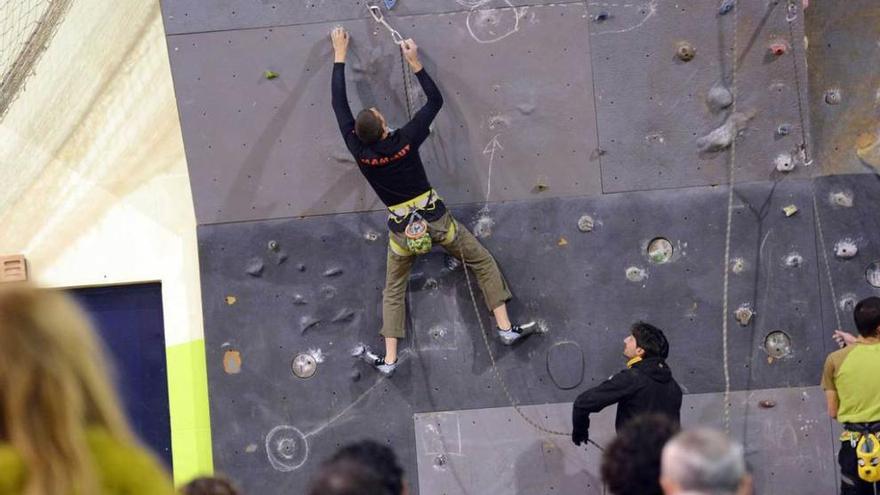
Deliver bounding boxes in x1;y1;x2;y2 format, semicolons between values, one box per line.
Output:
384;0;396;9
718;0;735;15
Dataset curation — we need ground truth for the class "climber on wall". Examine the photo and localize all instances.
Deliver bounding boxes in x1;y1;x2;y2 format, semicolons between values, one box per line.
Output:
571;322;683;447
329;26;535;377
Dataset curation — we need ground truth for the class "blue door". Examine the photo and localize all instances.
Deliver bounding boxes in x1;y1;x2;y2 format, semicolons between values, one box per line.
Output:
70;283;172;468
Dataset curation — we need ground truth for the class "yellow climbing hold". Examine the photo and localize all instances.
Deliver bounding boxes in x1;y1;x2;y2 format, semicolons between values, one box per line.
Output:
225;296;237;305
558;237;568;246
783;205;798;217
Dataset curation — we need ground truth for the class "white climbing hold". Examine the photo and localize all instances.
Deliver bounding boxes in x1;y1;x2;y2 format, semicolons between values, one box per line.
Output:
578;215;595;233
784;252;803;268
626;266;648;283
775;152;795;172
735;304;755;326
834;239;858;259
830;191;854;208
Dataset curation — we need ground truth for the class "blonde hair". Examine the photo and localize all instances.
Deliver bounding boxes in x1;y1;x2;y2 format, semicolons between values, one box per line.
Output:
0;284;135;495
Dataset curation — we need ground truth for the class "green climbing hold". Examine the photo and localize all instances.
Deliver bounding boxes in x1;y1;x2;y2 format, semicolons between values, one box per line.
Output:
264;70;279;80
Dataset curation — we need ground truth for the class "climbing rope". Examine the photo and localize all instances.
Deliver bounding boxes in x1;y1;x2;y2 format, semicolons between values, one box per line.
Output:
719;0;740;436
458;243;604;452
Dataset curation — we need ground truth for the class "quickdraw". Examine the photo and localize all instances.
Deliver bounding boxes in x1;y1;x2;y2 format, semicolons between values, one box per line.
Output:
368;4;405;45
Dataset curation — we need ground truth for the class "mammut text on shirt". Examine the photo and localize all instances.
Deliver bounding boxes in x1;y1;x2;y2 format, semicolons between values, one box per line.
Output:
822;342;880;423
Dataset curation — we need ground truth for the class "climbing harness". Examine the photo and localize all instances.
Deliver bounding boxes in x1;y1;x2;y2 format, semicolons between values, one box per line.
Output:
459;244;604;452
719;0;740;435
367;4;405;45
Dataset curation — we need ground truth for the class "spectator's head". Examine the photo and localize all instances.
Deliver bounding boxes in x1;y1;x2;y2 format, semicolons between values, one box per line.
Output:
308;458;392;495
854;297;880;338
0;284;135;494
180;475;242;495
330;440;406;495
356;108;386;144
626;322;670;359
601;414;680;495
660;428;749;495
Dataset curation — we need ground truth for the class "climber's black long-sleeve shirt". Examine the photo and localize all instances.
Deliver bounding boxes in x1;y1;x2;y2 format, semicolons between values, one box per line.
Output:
331;62;443;207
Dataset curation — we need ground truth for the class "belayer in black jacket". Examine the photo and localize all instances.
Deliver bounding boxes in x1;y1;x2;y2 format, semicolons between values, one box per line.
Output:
572;322;683;446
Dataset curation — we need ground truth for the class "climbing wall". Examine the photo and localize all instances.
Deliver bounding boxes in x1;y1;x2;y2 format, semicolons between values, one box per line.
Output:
160;0;880;493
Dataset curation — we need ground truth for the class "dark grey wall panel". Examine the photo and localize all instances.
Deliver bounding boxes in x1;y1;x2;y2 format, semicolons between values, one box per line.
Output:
161;0;580;36
414;388;836;495
168;4;601;224
194;176;870;493
589;0;811;193
806;0;880;176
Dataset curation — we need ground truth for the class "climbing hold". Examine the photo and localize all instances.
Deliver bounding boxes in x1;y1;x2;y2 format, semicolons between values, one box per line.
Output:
676;41;696;62
824;88;842;105
291;353;317;379
866;261;880;288
782;204;799;217
435;454;448;467
323;267;343;277
225;295;237;305
384;0;396;9
444;255;462;271
297;263;306;272
245;258;264;277
647;238;674;264
320;285;337;299
758;400;777;409
350;369;361;382
626;266;648;283
245;444;258;453
840;294;858;313
697;111;753;152
776;123;793;137
730;257;745;274
299;316;322;334
856;130;880;169
264;70;279;79
472;214;495;239
547;341;585;390
331;308;356;323
734;304;754;326
594;11;610;22
558;237;569;247
268;240;280;252
718;0;735;15
516;103;536;115
768;40;789;56
775;152;795;172
590;148;607;160
364;230;380;242
834;239;858;259
429;325;446;340
830;191;853;208
577;215;595;233
533;176;549;193
292;294;307;306
223;350;242;374
707;84;733;111
422;278;439;290
784;252;803;268
763;331;792;359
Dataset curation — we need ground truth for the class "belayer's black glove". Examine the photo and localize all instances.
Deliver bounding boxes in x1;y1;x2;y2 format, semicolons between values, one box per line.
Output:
572;428;588;447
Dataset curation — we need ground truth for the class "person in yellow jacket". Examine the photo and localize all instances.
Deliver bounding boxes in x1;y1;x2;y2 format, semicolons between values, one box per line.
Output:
0;284;175;495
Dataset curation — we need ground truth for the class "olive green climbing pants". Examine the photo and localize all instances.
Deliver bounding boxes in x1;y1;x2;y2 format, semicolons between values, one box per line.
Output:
380;212;512;339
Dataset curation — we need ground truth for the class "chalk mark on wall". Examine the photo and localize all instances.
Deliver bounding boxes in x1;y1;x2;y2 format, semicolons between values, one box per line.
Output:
459;0;529;44
588;0;658;36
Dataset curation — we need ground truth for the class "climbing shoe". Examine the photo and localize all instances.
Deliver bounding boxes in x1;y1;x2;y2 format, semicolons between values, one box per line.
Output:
498;321;537;346
351;344;398;376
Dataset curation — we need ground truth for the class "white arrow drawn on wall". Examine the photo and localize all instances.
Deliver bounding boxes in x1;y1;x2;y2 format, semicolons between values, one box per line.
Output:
482;134;503;209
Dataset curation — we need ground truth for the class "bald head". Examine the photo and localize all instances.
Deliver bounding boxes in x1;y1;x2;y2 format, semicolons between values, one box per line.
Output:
660;428;747;495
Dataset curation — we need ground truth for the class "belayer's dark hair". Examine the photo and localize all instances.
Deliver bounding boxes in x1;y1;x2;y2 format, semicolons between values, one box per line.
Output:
330;440;404;495
854;297;880;338
631;321;669;359
356;109;384;144
601;414;679;495
307;459;392;495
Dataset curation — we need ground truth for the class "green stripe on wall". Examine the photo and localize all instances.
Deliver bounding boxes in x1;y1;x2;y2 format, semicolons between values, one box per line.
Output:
166;338;213;484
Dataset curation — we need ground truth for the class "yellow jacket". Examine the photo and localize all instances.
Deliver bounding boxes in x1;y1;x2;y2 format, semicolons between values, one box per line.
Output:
0;428;175;495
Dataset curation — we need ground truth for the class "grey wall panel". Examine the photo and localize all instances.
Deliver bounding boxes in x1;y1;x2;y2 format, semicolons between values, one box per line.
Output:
806;0;880;176
589;0;811;193
193;176;868;493
169;4;601;225
161;0;581;36
388;4;603;206
167;20;402;224
414;387;837;495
